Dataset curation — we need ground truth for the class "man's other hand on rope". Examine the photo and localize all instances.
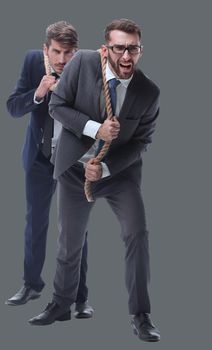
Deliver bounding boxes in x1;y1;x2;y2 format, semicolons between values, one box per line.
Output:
96;116;120;142
85;158;103;182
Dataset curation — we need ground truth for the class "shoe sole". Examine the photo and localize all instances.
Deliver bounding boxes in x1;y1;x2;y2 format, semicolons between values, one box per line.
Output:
74;312;93;319
5;294;41;306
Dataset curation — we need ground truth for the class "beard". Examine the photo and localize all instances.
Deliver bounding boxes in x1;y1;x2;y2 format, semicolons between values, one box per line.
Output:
107;52;135;79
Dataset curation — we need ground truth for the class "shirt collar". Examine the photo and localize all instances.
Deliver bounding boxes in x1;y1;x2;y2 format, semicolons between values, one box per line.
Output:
50;66;61;77
105;61;133;88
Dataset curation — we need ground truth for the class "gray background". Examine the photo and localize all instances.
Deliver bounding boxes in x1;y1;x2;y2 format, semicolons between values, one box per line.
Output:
0;0;211;349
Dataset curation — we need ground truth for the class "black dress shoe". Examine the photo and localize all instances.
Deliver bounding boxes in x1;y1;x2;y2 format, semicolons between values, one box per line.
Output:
5;286;41;306
29;301;71;326
74;300;94;319
131;313;160;342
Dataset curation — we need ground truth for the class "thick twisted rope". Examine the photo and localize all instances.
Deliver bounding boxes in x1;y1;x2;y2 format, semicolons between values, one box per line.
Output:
84;50;114;202
43;52;52;76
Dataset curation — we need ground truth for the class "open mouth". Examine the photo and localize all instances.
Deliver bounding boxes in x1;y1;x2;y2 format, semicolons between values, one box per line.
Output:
119;62;132;70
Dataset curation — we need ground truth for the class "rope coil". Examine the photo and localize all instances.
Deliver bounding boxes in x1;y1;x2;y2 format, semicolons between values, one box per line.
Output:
84;50;114;202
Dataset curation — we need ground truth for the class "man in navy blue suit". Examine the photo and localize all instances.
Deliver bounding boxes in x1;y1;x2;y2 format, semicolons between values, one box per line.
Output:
6;21;93;318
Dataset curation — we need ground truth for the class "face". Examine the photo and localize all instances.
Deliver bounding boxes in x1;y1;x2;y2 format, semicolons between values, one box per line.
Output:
102;30;142;79
44;39;77;74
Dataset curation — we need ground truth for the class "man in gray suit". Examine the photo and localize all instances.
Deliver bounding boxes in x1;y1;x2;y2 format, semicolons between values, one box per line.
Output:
6;21;93;319
29;18;160;342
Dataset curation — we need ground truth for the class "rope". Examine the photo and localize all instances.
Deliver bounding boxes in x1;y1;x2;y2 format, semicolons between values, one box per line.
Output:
84;49;114;202
43;52;52;76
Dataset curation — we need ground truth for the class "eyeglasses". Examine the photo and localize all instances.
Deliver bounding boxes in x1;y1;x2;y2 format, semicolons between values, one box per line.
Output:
106;44;143;55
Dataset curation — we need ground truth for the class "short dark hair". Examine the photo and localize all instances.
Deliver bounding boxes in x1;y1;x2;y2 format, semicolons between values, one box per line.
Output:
45;21;78;48
104;18;141;42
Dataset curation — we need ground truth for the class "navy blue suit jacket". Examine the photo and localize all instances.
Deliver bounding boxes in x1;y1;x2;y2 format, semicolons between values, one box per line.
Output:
7;50;49;171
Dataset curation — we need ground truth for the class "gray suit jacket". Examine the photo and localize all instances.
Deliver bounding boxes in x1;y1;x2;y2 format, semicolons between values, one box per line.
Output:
49;50;160;182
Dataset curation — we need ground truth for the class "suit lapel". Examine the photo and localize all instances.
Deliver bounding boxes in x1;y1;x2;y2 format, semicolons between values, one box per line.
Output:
119;72;140;118
33;52;45;87
93;56;103;122
40;53;45;76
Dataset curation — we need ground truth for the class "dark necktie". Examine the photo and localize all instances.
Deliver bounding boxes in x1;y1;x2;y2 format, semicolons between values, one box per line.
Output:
96;78;120;156
108;78;120;114
41;72;59;158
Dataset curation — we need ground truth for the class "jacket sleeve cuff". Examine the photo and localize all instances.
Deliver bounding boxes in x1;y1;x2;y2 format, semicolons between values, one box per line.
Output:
33;92;44;104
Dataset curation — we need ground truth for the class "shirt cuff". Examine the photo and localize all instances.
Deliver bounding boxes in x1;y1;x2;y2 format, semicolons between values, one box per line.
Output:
83;120;101;139
33;92;44;104
101;162;110;178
